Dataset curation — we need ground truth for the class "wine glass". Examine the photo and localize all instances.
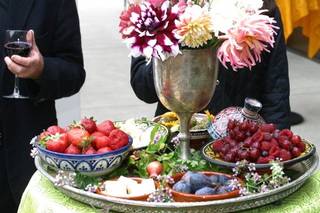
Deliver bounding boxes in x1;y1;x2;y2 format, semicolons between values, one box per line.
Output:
3;30;31;99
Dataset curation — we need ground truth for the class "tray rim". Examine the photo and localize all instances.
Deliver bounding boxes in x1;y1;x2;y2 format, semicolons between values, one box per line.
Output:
35;152;319;210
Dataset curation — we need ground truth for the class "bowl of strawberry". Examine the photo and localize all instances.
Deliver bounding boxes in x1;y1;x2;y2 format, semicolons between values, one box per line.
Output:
36;117;133;176
202;120;316;169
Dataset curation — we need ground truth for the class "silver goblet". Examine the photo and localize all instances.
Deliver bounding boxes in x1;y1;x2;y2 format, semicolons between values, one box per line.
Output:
153;48;219;160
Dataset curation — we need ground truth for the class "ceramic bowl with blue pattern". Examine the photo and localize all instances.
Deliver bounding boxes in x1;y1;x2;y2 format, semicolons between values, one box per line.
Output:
36;137;132;177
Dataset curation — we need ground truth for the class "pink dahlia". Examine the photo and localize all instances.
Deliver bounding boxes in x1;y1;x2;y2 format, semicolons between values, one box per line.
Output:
217;11;278;71
148;0;166;7
119;1;180;60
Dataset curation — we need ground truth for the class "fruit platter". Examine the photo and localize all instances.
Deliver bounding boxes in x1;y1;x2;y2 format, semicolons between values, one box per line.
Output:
32;116;319;212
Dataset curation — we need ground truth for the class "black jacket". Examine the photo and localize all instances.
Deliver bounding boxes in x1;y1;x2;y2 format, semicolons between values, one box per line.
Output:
0;0;85;205
130;6;290;130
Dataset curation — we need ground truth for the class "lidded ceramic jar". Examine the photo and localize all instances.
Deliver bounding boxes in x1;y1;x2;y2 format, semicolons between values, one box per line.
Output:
207;98;265;140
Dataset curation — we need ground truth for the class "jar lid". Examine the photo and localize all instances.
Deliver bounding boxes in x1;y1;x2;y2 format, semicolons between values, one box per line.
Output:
244;98;262;113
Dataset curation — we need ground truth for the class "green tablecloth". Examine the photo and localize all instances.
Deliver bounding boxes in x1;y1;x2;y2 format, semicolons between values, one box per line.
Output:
18;171;320;213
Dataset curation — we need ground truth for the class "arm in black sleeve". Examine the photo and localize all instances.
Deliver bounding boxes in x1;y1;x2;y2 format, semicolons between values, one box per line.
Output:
31;0;85;100
130;56;159;103
260;6;291;129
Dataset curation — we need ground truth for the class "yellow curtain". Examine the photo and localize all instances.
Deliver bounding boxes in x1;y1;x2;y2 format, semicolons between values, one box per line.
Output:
276;0;320;58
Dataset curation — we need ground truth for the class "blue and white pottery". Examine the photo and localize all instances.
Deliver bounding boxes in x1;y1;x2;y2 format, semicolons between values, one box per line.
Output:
36;137;133;176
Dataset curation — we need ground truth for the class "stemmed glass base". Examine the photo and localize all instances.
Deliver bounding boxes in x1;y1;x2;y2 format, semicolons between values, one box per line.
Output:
3;94;29;99
2;75;29;99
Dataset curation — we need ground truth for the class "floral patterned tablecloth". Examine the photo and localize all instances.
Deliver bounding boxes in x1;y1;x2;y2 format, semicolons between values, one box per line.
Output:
276;0;320;58
18;171;320;213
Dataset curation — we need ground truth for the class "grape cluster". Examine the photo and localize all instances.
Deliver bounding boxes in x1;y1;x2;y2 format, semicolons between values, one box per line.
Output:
212;120;306;164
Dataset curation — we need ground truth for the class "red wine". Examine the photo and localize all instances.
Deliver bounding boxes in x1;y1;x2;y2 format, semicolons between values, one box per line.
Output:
4;41;31;57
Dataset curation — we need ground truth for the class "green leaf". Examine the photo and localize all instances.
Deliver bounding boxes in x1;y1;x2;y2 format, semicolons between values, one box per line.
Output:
74;173;100;189
146;124;167;154
157;152;174;161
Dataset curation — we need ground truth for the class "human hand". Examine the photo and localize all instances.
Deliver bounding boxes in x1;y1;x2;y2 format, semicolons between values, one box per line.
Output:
4;30;44;79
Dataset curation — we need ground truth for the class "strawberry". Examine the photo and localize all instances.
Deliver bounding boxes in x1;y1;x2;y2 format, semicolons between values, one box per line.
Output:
80;117;97;134
296;142;306;152
91;131;106;148
279;139;292;151
249;123;259;134
257;156;270;164
243;137;252;148
108;129;129;150
263;132;272;141
227;120;236;130
269;145;280;157
279;129;293;139
223;136;234;144
268;155;275;161
278;135;289;144
251;131;264;143
260;123;276;133
91;131;105;138
97;146;113;154
46;133;68;153
82;146;96;155
260;141;271;151
291;135;302;145
238;150;249;160
229;129;236;140
251;141;260;149
96;120;115;136
224;153;236;162
65;144;81;154
212;139;224;152
269;138;278;148
250;148;260;161
94;135;111;149
239;121;248;131
67;128;91;148
235;131;245;142
47;125;65;135
291;147;302;158
279;149;292;161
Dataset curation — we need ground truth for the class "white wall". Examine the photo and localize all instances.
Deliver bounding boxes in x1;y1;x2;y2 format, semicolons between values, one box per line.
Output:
55;0;81;128
56;95;81;127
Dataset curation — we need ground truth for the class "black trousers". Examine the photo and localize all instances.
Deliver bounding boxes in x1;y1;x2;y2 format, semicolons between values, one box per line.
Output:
0;144;18;213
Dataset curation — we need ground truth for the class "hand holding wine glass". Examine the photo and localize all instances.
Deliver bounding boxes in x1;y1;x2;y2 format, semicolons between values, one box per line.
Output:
5;30;44;79
3;30;44;98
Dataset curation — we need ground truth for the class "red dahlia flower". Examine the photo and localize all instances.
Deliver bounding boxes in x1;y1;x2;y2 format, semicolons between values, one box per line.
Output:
119;1;180;60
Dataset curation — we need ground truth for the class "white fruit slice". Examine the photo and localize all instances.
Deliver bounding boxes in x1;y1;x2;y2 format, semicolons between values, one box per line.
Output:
118;176;137;188
140;179;156;195
103;180;127;197
127;181;141;196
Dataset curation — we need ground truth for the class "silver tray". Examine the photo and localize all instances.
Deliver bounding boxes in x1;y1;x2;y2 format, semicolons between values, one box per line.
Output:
35;154;319;213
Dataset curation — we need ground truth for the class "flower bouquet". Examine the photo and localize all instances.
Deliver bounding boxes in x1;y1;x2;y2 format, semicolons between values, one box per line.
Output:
119;0;278;70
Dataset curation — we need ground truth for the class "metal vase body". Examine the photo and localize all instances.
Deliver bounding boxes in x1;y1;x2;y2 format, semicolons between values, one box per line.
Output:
153;48;219;159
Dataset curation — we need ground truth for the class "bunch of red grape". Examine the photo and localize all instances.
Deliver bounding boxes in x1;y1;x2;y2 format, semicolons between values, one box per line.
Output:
211;120;306;164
